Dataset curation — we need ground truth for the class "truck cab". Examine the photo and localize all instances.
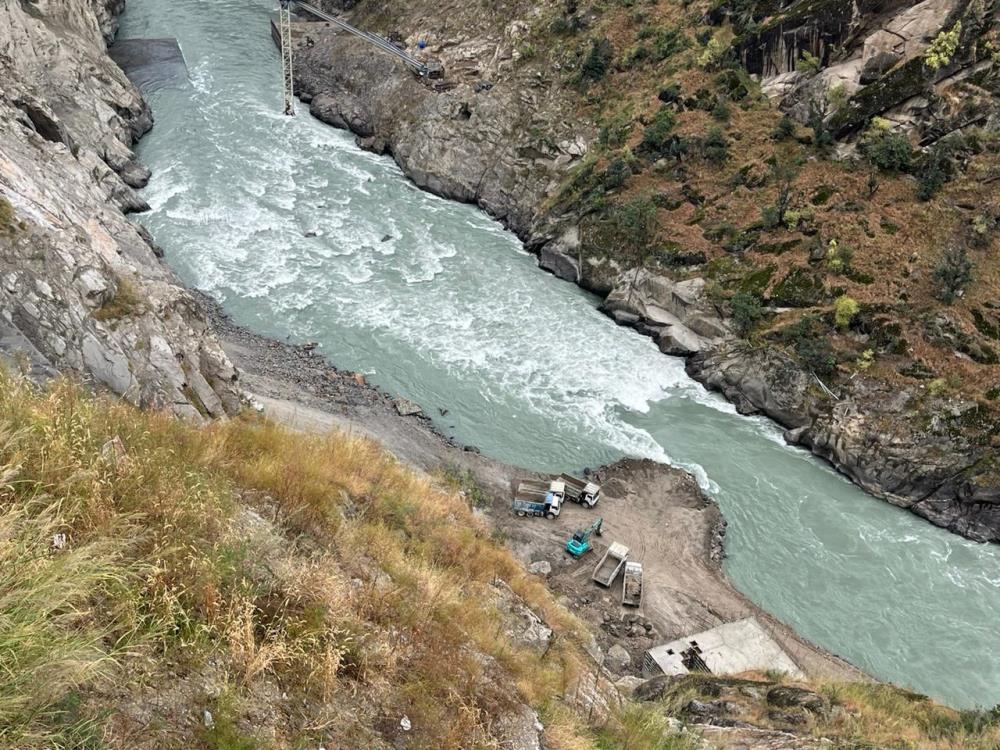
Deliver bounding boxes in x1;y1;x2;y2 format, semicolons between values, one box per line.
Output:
580;481;600;507
545;481;566;516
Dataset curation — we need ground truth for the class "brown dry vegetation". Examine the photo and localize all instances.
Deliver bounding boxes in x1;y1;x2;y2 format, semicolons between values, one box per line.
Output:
515;0;999;411
655;673;1000;750
1;373;999;747
0;370;619;749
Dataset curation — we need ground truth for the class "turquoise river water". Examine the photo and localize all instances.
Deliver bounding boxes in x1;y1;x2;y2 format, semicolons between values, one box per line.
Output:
120;0;1000;708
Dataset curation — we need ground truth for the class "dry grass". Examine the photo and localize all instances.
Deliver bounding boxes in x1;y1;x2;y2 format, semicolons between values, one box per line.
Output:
0;371;608;748
652;673;1000;750
818;682;1000;750
91;277;144;322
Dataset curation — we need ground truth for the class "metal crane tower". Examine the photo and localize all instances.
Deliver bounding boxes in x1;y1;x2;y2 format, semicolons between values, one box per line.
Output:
278;0;295;115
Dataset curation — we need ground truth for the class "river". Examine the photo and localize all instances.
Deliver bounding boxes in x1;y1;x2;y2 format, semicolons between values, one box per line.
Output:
119;0;1000;709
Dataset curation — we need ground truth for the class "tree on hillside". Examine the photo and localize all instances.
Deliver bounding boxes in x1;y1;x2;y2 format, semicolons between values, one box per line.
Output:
933;245;972;303
761;159;799;228
730;292;766;337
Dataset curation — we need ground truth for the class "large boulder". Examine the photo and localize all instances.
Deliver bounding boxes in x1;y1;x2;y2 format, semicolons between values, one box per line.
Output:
602;271;728;352
604;644;632;674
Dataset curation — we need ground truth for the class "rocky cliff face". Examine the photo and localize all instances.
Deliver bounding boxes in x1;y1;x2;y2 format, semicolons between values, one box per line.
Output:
0;0;240;418
687;343;1000;541
292;14;590;243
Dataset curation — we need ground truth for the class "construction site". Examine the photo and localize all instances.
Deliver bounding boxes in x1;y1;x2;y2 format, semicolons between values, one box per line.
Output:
491;459;862;687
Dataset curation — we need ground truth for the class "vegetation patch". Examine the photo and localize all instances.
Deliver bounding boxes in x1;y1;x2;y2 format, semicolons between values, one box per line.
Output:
92;278;144;322
0;196;16;236
771;267;825;307
0;372;616;747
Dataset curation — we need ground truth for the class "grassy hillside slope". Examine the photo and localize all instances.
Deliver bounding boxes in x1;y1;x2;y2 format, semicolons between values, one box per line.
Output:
0;370;614;748
3;372;1000;748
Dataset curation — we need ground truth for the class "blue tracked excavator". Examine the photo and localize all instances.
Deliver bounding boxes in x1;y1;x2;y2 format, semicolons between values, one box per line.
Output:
566;517;603;557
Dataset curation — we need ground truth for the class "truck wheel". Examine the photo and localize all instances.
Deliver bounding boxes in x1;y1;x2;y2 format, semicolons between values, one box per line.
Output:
516;511;526;517
546;512;556;520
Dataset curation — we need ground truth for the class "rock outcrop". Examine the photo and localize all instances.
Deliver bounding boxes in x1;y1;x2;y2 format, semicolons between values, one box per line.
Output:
0;0;240;418
601;271;730;355
295;28;589;241
687;343;1000;541
744;0;999;141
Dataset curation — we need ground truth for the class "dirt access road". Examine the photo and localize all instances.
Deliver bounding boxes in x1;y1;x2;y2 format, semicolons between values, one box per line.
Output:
200;294;866;685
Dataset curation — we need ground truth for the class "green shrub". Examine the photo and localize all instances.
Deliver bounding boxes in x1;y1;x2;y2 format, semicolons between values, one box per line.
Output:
697;37;728;69
862;118;913;172
581;37;614;82
826;83;848;112
781;316;837;375
711;97;731;122
924;22;961;71
834;295;859;329
969;213;997;249
917;144;955;200
807;99;834;151
796;50;822;74
639;108;678;156
771;116;797;141
730;292;766;336
933;246;972;303
651;26;687;61
602;157;633;191
702;126;730;164
624;45;651;67
599;109;633;149
825;239;853;273
657;82;681;103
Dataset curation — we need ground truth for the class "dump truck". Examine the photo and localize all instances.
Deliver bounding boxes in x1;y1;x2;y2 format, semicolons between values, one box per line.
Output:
558;473;601;508
592;542;629;587
512;479;565;519
622;561;644;607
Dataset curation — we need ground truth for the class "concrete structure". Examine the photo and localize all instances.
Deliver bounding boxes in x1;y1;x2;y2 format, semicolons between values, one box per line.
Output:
109;39;187;93
642;617;804;679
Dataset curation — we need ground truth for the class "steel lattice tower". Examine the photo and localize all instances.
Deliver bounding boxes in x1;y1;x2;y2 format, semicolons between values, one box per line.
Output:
279;0;295;115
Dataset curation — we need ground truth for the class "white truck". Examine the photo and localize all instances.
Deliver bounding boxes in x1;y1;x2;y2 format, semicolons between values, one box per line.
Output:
622;561;644;607
558;473;601;508
512;479;565;519
592;542;630;587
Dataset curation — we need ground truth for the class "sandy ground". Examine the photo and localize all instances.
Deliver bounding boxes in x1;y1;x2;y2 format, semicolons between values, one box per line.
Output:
199;293;867;685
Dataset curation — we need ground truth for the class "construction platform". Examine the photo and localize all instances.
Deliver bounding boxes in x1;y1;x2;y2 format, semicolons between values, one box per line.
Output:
642;618;805;679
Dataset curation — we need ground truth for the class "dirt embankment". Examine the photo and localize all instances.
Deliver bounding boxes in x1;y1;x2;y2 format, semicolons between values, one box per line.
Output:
198;294;866;686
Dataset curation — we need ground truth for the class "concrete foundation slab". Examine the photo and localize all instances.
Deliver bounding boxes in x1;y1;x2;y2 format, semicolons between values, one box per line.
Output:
643;617;804;679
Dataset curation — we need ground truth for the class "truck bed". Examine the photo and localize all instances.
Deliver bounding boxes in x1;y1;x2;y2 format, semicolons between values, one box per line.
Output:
622;562;643;607
592;542;629;586
558;473;588;492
